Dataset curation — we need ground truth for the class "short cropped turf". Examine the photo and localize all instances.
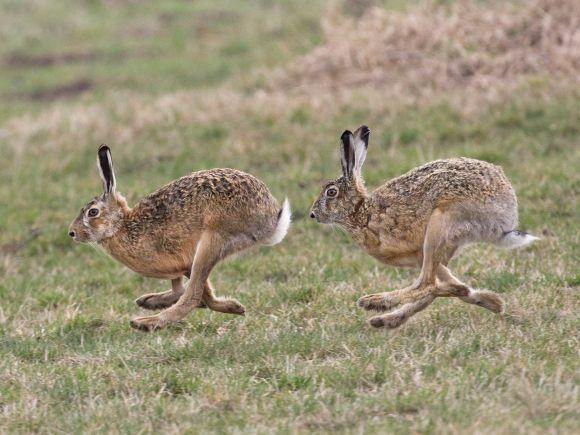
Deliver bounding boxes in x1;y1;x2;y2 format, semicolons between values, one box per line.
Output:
0;0;578;433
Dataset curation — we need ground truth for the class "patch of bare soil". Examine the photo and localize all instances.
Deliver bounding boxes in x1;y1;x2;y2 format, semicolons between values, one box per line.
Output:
5;51;98;68
28;79;93;101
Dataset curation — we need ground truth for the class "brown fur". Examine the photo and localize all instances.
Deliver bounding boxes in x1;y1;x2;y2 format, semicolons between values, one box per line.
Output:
310;126;534;329
69;146;289;331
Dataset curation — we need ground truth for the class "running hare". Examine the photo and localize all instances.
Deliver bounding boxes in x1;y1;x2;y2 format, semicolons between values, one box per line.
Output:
310;126;537;329
69;145;290;331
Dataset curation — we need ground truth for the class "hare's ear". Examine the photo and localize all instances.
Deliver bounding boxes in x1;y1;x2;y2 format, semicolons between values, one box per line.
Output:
97;144;116;195
352;125;370;177
340;130;355;178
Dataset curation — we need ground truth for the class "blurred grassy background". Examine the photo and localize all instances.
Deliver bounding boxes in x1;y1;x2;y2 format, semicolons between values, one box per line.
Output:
0;0;578;433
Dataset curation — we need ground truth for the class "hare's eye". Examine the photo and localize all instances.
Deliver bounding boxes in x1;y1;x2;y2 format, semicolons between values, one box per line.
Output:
326;187;338;198
87;208;99;217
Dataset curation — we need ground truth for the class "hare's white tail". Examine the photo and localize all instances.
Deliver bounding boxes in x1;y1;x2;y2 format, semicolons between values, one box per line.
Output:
496;230;539;249
263;198;291;246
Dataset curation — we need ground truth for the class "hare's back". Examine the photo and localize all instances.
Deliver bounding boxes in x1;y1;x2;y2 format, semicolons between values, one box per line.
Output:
178;168;276;205
377;158;514;206
134;168;279;223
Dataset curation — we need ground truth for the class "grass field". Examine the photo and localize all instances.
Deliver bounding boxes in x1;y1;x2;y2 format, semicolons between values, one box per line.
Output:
1;0;579;433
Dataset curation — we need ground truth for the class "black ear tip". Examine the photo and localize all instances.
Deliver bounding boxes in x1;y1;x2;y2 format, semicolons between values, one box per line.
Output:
340;130;353;141
98;144;110;154
359;125;370;137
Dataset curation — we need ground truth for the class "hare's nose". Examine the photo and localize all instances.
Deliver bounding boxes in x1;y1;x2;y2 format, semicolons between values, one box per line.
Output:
68;231;76;238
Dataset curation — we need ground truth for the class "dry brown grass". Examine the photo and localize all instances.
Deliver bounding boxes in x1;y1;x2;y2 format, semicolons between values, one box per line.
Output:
271;0;580;95
4;0;579;156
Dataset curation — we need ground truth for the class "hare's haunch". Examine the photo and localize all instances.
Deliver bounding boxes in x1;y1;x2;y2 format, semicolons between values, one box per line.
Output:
310;126;538;329
69;145;290;331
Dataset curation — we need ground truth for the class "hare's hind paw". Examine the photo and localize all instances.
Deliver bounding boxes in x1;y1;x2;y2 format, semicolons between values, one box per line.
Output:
357;292;401;312
130;315;166;332
217;299;245;315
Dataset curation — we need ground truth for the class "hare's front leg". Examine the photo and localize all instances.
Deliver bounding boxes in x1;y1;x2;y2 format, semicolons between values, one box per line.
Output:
135;276;208;310
135;277;185;310
357;252;422;312
357;286;418;312
369;293;435;328
130;232;226;331
368;209;451;328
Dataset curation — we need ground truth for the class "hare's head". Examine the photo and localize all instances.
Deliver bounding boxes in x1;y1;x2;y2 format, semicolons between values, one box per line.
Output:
310;126;370;225
69;145;129;243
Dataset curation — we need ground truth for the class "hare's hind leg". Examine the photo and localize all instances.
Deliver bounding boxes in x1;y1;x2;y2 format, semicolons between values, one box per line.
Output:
436;265;503;314
368;209;453;328
202;279;245;315
130;231;246;331
135;277;185;310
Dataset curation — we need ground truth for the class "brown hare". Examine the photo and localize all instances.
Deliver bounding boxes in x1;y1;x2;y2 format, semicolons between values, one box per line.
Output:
69;145;290;331
310;126;538;329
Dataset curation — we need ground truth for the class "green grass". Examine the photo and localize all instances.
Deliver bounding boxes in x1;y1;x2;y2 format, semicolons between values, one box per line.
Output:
0;0;579;433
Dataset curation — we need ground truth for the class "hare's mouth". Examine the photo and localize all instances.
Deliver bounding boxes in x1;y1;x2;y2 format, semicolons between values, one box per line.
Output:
70;234;82;242
68;230;89;243
310;211;330;224
310;211;323;223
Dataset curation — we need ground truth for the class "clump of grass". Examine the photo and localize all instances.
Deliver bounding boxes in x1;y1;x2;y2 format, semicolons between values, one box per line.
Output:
271;0;580;96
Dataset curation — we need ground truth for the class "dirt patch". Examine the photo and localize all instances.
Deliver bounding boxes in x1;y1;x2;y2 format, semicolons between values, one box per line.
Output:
270;0;580;94
28;79;93;101
5;51;98;68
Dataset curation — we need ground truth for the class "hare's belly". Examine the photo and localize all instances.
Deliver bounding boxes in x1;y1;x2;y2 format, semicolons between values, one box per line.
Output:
135;260;192;279
364;243;421;269
115;237;198;279
123;253;192;279
354;227;422;269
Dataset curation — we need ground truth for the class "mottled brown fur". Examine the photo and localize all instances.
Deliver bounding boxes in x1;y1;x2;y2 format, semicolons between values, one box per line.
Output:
69;146;289;331
311;126;535;329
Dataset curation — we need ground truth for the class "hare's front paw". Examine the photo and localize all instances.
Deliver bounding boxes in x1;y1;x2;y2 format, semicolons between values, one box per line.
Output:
136;291;181;310
357;292;400;312
468;290;504;314
130;315;166;332
222;299;246;315
136;291;207;310
369;311;408;329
